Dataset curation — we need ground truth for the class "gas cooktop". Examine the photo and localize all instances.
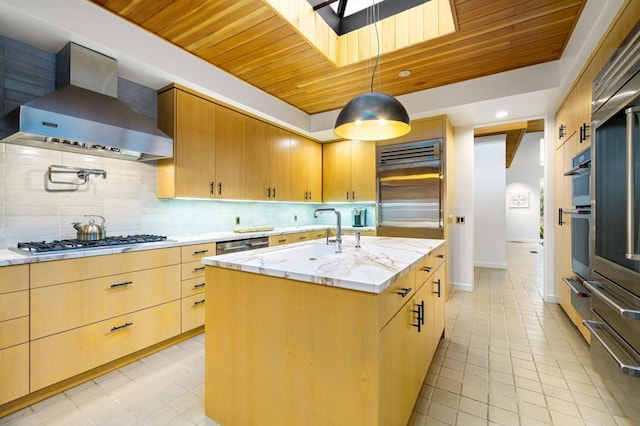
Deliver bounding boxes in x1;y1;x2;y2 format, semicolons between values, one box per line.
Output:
15;234;167;254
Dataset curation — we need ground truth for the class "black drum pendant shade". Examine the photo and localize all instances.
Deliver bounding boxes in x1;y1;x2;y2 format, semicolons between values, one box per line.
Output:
334;91;411;140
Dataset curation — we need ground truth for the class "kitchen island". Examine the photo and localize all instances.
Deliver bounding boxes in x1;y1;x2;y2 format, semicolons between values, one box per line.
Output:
202;236;447;426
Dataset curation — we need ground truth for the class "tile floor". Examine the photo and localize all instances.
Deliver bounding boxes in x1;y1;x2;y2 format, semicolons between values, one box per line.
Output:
0;242;632;425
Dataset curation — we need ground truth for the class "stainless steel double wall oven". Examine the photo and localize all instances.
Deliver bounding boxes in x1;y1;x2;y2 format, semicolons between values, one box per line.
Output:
583;21;640;423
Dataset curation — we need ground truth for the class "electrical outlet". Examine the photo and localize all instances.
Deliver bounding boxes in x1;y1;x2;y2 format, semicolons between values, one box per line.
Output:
235;216;240;225
456;216;465;224
294;215;297;222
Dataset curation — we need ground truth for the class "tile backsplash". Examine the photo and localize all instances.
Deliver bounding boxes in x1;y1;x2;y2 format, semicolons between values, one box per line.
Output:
0;143;375;247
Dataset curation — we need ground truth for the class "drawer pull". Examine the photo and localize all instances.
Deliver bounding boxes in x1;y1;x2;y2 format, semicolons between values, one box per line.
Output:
437;254;445;259
110;322;133;332
193;249;209;255
397;287;412;297
193;266;205;272
193;299;205;306
433;278;441;298
421;266;432;272
278;239;287;243
299;236;307;240
110;281;133;288
193;282;206;289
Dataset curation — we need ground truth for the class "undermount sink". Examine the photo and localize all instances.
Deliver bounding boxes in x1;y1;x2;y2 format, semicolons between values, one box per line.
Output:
260;243;346;262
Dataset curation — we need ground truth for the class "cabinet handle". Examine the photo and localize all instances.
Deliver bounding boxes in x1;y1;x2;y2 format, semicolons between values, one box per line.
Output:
272;187;276;198
110;322;133;332
299;236;307;240
210;181;215;195
412;301;424;332
397;287;412;297
193;282;205;289
346;191;349;200
559;124;566;139
193;249;209;255
421;266;432;273
437;254;445;259
433;278;441;298
110;280;133;288
278;239;287;243
308;191;312;199
558;208;565;226
193;299;205;306
218;182;222;195
267;187;271;198
352;191;355;200
193;266;205;272
579;123;590;143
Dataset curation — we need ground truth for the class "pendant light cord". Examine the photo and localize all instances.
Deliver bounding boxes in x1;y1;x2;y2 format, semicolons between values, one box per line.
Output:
370;0;380;93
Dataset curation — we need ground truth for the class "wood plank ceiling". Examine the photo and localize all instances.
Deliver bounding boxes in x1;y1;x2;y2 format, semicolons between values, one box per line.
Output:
90;0;586;116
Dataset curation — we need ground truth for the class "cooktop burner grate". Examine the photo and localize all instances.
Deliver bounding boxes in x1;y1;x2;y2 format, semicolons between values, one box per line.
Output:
16;234;167;254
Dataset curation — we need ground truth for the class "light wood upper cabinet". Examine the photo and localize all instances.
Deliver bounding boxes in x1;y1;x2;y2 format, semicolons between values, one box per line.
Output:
245;121;292;201
215;105;246;199
291;135;322;202
323;140;376;202
157;87;216;198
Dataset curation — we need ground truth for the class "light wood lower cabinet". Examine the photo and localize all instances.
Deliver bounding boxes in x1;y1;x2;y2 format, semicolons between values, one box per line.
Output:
205;248;446;425
0;265;29;405
268;230;327;247
30;301;180;391
179;243;214;332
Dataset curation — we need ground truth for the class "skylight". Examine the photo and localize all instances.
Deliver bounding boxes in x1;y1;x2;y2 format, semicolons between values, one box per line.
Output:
310;0;430;36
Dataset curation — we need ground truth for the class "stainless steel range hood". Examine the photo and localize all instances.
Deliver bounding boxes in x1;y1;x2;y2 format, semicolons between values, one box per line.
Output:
0;43;172;161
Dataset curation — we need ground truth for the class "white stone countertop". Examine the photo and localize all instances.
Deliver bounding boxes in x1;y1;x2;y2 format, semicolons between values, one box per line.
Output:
201;235;445;294
0;225;375;266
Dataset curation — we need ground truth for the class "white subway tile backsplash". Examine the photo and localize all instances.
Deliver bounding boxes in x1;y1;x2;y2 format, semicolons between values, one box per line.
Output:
0;145;376;247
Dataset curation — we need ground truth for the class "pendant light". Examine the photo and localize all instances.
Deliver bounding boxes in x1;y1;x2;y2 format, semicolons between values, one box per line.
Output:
334;1;411;141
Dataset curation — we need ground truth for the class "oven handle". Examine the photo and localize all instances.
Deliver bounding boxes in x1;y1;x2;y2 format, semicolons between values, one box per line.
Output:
563;160;591;176
626;106;640;260
583;319;640;378
561;208;591;215
584;281;640;320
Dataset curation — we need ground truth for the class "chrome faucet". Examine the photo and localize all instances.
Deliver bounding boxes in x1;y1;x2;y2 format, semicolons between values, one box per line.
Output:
314;208;342;253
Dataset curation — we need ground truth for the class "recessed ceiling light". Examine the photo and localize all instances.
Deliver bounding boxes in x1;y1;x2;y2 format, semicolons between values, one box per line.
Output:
495;110;508;118
398;70;411;78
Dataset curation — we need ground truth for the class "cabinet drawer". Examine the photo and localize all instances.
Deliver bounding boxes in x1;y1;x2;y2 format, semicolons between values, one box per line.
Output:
0;264;28;294
268;235;291;246
182;276;206;297
181;243;216;262
432;243;446;271
182;260;207;280
181;293;206;332
31;265;181;339
0;343;29;405
30;247;181;288
30;300;180;391
378;269;416;330
0;290;28;322
306;230;327;240
415;255;436;286
0;316;29;350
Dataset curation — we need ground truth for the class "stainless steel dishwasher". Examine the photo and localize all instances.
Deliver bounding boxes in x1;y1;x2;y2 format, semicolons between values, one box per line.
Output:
215;236;269;255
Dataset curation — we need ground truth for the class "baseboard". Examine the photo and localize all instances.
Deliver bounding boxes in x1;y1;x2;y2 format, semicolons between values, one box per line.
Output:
474;261;507;269
545;294;559;303
506;238;543;244
453;282;473;292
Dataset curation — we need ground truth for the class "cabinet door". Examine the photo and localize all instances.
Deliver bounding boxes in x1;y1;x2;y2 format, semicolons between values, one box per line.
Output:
379;290;422;426
350;140;376;202
270;127;292;200
0;343;29;405
175;90;216;198
245;118;272;200
323;141;351;202
215;105;246;199
306;139;323;202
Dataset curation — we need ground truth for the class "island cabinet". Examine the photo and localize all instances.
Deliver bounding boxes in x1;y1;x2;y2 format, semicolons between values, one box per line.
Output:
28;248;182;391
245;119;292;201
0;265;29;405
204;248;446;425
322;139;376;202
290;134;322;202
180;243;215;332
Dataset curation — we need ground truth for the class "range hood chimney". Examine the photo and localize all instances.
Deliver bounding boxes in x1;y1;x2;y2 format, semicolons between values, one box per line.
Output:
0;43;173;161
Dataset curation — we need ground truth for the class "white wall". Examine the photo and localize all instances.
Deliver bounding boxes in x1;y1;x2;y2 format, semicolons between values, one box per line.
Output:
473;135;506;269
505;132;544;242
451;126;475;292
